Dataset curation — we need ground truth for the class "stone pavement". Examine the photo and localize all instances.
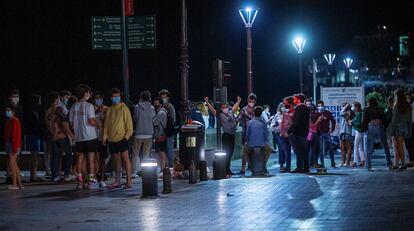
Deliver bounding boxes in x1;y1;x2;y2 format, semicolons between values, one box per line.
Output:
0;150;414;231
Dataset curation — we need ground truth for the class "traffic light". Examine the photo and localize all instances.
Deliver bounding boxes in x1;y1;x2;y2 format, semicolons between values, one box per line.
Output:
213;59;231;87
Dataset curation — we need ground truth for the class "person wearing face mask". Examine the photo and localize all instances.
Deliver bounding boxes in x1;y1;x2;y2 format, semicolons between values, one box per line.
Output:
69;84;100;189
158;89;176;168
206;96;242;175
351;101;365;167
93;91;109;187
279;98;295;172
102;88;133;189
57;90;71;115
153;97;169;171
4;104;23;190
236;93;257;175
339;103;354;167
317;100;337;168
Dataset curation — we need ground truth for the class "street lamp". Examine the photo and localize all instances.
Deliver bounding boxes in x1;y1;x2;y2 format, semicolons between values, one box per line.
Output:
343;57;353;85
292;36;306;92
324;53;336;65
239;7;259;95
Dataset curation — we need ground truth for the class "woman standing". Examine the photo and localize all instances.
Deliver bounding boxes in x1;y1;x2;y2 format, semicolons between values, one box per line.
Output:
307;104;323;168
387;89;412;171
270;103;284;169
351;102;365;167
4;104;23;189
339;103;354;166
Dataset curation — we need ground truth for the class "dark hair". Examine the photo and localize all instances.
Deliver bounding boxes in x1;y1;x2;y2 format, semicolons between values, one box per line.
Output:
5;103;16;112
277;102;284;114
367;97;378;108
284;96;294;105
254;106;263;117
9;89;19;96
94;91;104;98
75;84;91;99
387;96;394;105
59;90;71;98
309;104;318;123
154;97;162;103
394;89;411;114
294;93;306;103
110;88;121;96
140;91;151;102
317;100;325;106
353;102;362;111
46;91;59;107
248;93;257;101
158;89;170;97
263;105;269;110
67;96;78;110
305;99;312;104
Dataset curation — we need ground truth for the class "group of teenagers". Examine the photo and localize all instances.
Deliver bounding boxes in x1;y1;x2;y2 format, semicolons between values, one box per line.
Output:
3;85;177;190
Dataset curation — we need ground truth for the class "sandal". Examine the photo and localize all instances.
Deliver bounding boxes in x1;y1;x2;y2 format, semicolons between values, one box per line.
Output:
106;183;122;189
123;184;133;190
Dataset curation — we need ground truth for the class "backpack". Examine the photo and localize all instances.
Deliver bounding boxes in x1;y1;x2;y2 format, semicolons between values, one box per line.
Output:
165;111;177;138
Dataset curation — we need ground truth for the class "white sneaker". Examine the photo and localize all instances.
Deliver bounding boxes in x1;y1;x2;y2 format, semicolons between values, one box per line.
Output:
53;176;61;183
88;179;99;189
99;181;107;188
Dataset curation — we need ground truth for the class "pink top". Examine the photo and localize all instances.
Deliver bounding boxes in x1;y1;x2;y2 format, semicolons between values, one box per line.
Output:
280;110;294;137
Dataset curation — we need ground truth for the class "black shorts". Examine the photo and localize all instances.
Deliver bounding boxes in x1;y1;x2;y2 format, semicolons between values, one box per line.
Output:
108;138;129;154
155;140;167;152
75;139;98;153
97;142;109;159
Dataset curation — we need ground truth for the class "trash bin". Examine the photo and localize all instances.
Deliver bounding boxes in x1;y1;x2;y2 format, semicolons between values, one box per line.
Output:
249;147;266;176
179;122;205;170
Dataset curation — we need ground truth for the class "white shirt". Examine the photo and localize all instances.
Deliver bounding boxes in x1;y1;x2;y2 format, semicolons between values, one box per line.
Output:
69;101;97;142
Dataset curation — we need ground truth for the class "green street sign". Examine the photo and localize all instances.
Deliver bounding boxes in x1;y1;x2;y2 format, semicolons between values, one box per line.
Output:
91;15;156;50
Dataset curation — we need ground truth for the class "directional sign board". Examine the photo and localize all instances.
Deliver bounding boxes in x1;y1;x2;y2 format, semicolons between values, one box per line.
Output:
92;15;156;50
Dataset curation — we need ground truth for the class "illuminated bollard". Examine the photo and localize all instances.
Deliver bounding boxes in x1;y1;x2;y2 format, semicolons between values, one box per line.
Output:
141;159;158;198
213;151;226;180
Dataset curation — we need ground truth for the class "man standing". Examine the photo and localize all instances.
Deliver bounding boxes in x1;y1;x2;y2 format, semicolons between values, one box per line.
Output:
94;91;109;187
69;84;99;189
159;89;176;168
246;107;268;173
317;100;337;167
404;93;414;167
236;93;257;175
103;88;133;189
58;90;71;115
153;97;168;169
132;91;155;177
288;93;310;173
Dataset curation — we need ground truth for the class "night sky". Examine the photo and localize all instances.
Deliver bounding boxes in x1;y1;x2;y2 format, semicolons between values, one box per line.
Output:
1;0;413;110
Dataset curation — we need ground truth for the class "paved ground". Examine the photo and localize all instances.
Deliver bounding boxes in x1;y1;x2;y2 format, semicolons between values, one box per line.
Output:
1;150;414;231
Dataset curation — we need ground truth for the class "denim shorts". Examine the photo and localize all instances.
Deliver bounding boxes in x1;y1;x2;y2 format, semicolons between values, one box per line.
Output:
5;141;20;155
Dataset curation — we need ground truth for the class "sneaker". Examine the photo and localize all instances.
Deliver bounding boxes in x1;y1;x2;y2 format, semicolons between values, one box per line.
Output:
88;179;99;189
8;185;20;190
99;181;107;188
64;176;73;182
53;176;61;183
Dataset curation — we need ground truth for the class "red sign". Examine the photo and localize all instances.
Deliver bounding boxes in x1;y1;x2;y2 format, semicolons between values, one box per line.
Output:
124;0;134;16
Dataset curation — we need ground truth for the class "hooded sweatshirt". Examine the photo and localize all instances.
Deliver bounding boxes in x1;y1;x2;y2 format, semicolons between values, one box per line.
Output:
134;101;156;139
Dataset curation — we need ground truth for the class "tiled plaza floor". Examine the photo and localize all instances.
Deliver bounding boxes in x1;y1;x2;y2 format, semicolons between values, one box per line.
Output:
0;150;413;231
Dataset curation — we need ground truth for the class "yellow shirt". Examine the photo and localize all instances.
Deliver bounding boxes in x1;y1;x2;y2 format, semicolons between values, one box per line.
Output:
103;103;133;142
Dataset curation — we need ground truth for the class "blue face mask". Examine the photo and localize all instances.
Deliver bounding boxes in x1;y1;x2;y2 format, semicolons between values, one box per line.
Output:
318;106;326;112
95;99;103;106
5;111;12;118
112;96;121;105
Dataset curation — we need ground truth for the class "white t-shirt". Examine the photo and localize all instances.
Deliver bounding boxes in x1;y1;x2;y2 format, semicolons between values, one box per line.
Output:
69;101;97;142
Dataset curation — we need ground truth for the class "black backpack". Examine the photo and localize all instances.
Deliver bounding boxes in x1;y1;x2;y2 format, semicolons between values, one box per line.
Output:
165;112;177;138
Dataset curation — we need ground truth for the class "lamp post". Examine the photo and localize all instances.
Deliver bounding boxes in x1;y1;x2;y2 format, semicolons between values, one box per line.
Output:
343;57;353;85
180;0;190;122
239;7;258;95
292;37;306;93
324;53;336;86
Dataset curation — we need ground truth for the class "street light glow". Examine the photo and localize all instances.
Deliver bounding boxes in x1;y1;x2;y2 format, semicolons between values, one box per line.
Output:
324;53;336;65
239;7;259;28
292;36;306;54
343;57;353;68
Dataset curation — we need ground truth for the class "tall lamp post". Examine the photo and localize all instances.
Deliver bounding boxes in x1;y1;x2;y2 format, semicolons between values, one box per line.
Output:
324;53;336;86
292;36;306;93
239;7;258;95
180;0;190;122
343;57;353;85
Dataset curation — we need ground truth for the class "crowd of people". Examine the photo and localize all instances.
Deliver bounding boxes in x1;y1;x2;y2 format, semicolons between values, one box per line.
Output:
3;85;414;190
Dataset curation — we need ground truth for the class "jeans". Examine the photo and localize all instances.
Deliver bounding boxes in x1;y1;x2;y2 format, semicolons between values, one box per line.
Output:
308;134;321;166
280;137;291;171
51;140;73;179
291;135;309;171
166;137;174;168
319;133;336;166
222;132;235;173
353;131;365;165
272;132;283;165
364;124;392;169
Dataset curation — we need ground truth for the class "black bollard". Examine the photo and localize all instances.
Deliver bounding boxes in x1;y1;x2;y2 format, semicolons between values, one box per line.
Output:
189;160;197;184
141;159;159;198
250;147;266;176
162;167;172;194
213;151;227;180
199;160;208;181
